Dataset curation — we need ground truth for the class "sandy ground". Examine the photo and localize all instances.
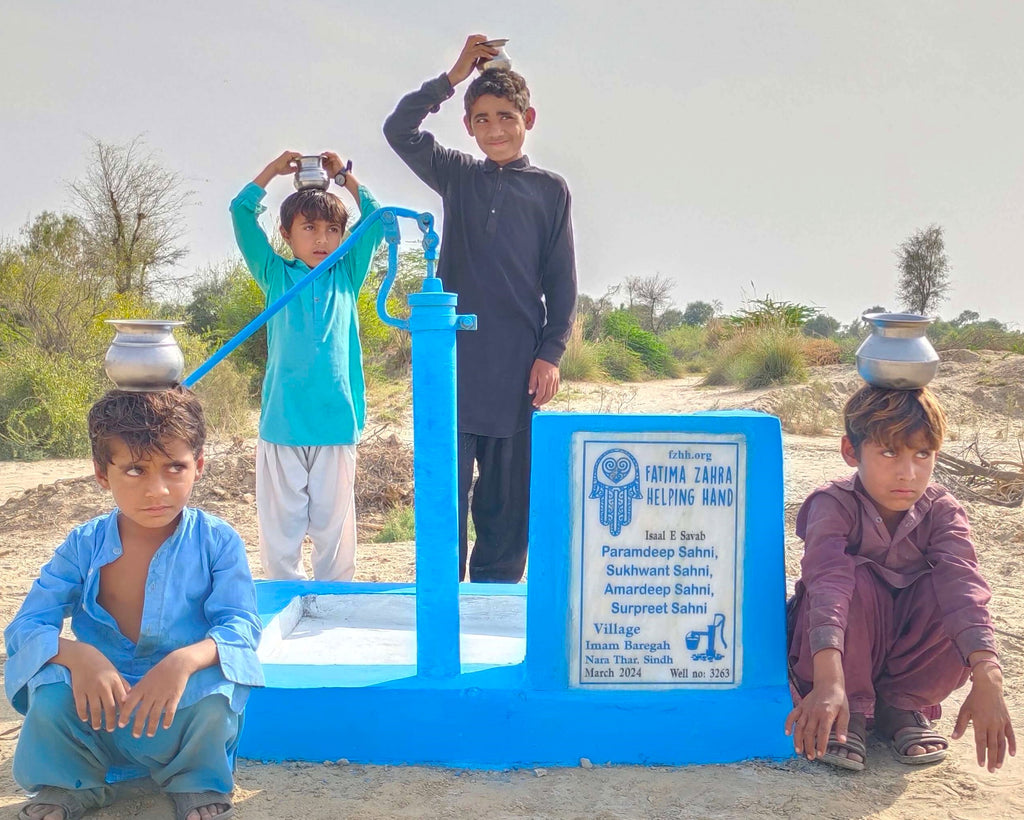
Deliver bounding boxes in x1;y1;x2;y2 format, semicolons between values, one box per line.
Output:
1;356;1023;819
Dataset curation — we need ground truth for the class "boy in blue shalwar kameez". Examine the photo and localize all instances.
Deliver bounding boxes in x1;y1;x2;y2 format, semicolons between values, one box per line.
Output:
5;387;263;820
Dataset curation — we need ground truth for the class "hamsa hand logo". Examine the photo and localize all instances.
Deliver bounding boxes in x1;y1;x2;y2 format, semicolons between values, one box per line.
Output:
590;448;642;536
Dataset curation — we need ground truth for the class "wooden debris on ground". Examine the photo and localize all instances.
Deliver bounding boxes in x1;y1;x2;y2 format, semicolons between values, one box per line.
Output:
935;439;1024;507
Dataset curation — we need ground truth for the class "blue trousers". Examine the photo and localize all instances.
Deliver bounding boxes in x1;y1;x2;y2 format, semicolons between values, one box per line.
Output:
14;683;240;808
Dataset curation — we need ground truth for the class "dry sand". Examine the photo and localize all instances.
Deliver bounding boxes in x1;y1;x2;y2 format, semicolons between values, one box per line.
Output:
1;356;1022;819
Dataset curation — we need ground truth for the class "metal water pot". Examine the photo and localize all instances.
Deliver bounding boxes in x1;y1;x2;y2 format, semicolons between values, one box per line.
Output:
855;313;939;389
293;155;330;191
104;319;185;391
480;38;512;71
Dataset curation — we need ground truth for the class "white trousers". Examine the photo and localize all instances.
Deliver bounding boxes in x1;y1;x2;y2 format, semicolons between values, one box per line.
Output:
256;439;357;581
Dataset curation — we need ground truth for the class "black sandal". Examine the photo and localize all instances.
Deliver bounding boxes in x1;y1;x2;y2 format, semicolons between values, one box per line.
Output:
875;701;948;765
819;711;867;771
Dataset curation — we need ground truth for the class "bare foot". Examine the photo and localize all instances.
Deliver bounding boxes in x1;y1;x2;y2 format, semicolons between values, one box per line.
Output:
902;739;947;757
20;805;68;820
186;803;231;820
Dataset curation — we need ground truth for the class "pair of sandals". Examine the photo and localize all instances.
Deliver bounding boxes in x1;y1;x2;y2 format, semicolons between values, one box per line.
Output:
18;787;234;820
821;702;949;772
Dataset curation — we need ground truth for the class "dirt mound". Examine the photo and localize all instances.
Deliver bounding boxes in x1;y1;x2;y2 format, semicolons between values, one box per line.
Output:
0;435;415;558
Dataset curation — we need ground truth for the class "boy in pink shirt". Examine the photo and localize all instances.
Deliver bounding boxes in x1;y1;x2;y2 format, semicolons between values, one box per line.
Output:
785;385;1015;771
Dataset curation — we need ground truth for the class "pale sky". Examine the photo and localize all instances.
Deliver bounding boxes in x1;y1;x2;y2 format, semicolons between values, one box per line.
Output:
2;1;1022;327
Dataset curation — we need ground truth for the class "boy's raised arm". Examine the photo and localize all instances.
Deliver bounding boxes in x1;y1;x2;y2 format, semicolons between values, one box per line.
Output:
322;150;385;291
446;35;500;87
253;150;302;191
230;151;302;290
383;40;483;193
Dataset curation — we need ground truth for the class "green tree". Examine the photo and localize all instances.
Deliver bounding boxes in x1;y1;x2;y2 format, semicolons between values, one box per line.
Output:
802;313;840;338
0;212;111;355
681;300;717;327
952;309;980;328
896;225;950;315
658;308;685;332
184;259;266;378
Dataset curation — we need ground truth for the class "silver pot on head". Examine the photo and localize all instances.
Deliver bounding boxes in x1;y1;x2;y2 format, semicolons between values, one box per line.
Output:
855;313;939;390
104;319;185;392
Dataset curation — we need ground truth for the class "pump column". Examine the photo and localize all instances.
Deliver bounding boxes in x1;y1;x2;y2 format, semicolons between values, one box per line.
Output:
407;278;477;678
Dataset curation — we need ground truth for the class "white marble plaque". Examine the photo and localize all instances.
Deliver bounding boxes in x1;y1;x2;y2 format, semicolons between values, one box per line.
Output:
569;432;745;688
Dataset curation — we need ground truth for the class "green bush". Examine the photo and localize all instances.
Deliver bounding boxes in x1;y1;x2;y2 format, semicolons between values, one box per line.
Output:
183;261;266;393
176;326;258;439
0;319;256;460
729;297;818;330
358;289;410;378
835;335;862;364
559;320;606;382
745;330;807;388
373;503;416;543
596;340;646;382
0;344;103;459
661;325;711;372
928;322;1024;353
703;327;807;390
602;309;673;376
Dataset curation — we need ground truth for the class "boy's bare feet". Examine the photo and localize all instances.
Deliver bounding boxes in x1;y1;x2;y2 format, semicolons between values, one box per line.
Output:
18;786;94;820
184;803;230;820
20;805;71;820
170;791;234;820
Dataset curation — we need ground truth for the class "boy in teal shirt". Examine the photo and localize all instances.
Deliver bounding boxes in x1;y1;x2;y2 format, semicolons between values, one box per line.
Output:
231;150;383;581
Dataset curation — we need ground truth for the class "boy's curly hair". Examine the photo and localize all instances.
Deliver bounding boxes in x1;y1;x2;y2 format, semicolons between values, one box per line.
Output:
280;189;349;233
844;385;947;454
88;386;206;468
464;68;531;116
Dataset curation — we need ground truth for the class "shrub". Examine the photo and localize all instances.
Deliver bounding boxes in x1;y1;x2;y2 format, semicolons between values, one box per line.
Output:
182;261;266;392
744;330;807;388
358;289;411;378
801;337;841;366
596;339;646;382
929;322;1024;353
373;503;416;543
729;297;818;330
0;344;103;459
661;325;712;372
559;320;607;382
771;380;840;436
176;326;258;440
835;335;862;364
703;327;807;389
602;309;673;376
702;338;746;386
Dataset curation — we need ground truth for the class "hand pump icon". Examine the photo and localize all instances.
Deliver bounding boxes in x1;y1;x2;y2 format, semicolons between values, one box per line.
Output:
685;613;728;662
